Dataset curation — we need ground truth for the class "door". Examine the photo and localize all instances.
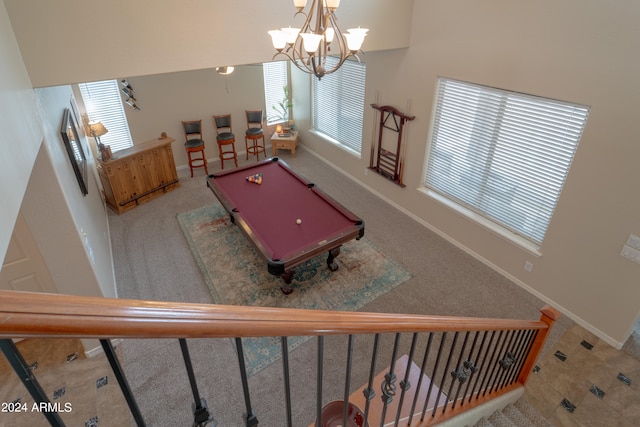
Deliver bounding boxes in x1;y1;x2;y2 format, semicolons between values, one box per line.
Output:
0;212;58;294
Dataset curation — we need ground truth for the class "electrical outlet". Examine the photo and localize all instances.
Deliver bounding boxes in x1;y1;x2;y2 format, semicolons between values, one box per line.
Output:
524;261;533;272
621;245;640;264
364;168;368;176
626;234;640;251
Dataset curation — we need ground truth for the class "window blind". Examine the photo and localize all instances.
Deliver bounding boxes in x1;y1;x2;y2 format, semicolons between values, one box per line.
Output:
424;78;589;245
313;57;366;154
79;80;133;152
263;61;289;125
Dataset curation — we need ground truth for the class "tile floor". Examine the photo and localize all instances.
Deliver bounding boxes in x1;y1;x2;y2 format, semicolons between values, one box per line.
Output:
525;324;640;426
0;339;129;427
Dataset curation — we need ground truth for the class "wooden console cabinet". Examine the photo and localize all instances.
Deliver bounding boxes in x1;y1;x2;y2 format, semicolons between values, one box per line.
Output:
98;136;179;214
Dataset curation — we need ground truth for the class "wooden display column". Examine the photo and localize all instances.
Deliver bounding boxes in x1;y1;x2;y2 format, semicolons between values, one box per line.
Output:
369;104;415;187
98;134;179;214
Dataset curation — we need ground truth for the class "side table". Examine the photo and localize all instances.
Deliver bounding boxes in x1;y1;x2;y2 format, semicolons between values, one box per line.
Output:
271;130;299;157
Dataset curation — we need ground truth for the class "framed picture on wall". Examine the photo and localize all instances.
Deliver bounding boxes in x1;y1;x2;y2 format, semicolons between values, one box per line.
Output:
60;108;88;196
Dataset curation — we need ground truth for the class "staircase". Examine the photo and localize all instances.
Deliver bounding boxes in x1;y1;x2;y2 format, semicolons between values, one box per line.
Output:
474;398;552;427
0;291;561;427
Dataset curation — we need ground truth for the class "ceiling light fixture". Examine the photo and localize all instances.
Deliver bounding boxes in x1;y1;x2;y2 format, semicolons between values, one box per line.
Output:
216;66;235;75
268;0;368;80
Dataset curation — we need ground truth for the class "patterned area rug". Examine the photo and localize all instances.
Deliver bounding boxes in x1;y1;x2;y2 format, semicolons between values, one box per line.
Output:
177;203;412;376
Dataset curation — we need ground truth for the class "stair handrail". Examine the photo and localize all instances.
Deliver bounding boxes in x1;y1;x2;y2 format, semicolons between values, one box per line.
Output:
0;290;559;339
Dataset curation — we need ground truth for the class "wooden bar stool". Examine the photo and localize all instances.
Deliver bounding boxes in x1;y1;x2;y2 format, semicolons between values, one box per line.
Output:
213;114;238;170
244;110;266;161
181;120;208;177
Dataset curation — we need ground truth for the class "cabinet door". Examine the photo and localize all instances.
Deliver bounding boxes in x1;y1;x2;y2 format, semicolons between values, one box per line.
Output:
157;144;179;182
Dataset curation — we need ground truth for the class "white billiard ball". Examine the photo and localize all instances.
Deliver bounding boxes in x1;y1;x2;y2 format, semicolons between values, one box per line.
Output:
296;219;302;225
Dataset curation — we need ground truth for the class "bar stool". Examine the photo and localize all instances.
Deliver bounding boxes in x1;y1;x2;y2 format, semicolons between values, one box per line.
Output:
181;120;208;177
213;114;238;169
244;110;266;161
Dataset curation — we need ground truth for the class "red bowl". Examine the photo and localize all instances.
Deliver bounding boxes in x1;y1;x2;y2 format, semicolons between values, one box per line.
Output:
317;400;368;427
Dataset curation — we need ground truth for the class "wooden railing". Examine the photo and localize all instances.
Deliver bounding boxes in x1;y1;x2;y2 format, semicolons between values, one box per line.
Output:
0;290;560;427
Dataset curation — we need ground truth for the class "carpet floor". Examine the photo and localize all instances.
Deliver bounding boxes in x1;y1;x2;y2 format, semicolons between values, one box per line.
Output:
106;148;575;426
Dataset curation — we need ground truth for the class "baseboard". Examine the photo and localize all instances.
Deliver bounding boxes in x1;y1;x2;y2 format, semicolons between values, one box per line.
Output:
84;338;123;358
299;145;624;350
436;388;524;427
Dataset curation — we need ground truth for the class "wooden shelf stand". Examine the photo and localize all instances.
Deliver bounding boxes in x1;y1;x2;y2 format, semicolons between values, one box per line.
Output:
98;135;179;214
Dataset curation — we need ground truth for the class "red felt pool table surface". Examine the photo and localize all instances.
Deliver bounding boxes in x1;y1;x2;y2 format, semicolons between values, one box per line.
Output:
206;158;364;275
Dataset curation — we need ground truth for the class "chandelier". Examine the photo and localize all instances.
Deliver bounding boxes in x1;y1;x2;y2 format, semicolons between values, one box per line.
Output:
268;0;368;80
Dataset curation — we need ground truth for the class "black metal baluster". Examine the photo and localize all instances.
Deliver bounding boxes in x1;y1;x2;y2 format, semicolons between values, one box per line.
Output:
461;331;484;406
379;333;401;427
421;332;447;421
315;336;324;427
449;331;473;410
469;331;495;402
342;335;354;427
481;331;508;397
494;330;517;393
476;330;503;399
0;339;67;427
511;329;538;386
505;329;531;388
236;338;258;427
394;333;417;427
497;330;524;391
407;332;433;426
435;332;459;416
179;339;215;427
509;329;531;387
280;337;292;427
362;333;380;427
100;339;147;427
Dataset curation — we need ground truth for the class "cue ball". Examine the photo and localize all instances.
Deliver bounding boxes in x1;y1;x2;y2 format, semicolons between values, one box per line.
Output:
296;219;302;225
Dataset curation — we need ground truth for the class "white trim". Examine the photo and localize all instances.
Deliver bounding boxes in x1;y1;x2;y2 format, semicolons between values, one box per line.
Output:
300;145;624;349
84;338;124;358
418;187;543;257
434;388;524;427
308;129;362;159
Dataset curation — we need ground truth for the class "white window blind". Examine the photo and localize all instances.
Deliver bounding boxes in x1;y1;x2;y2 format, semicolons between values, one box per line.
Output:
263;61;289;125
79;80;133;152
424;78;589;246
313;57;366;154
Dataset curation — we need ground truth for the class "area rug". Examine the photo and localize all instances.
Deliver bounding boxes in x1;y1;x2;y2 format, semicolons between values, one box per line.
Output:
177;203;412;376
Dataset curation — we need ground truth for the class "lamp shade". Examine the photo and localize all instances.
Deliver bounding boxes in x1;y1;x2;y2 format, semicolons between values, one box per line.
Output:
300;33;323;53
269;30;287;50
345;27;369;51
281;27;301;44
87;121;108;138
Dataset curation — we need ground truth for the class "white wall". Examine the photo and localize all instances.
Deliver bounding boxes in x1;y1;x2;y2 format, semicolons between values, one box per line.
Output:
4;0;413;87
24;85;116;300
0;0;117;328
122;65;266;169
298;1;640;346
0;1;41;264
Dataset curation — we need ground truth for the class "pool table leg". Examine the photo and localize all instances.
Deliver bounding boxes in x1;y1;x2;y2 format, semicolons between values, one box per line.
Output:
280;271;295;295
327;246;342;271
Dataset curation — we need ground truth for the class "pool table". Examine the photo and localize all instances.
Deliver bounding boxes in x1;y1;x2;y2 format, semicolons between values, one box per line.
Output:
206;158;365;294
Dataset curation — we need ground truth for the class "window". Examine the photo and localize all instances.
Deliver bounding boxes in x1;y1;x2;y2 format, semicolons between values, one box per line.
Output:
424;78;589;247
263;61;289;125
313;57;366;154
79;80;133;152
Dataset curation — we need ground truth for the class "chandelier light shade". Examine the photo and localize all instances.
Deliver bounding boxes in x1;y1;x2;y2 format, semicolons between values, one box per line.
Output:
268;0;368;80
